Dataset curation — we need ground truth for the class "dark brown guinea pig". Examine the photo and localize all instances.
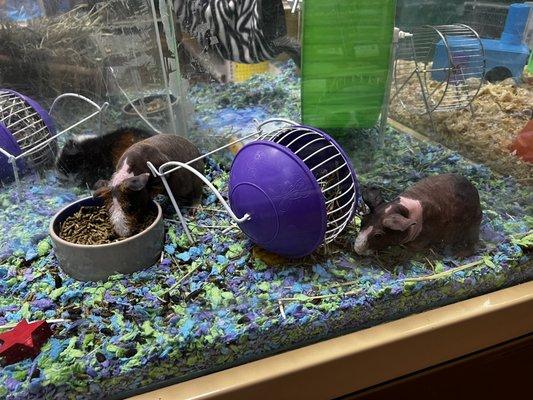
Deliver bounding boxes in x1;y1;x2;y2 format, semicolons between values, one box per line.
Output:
354;174;482;257
56;127;152;187
93;134;204;237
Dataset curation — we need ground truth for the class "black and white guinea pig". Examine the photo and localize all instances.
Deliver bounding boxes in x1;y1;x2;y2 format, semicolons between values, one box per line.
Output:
93;134;204;238
55;127;152;187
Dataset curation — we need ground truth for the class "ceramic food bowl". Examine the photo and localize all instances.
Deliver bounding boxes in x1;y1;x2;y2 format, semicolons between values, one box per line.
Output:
49;196;164;281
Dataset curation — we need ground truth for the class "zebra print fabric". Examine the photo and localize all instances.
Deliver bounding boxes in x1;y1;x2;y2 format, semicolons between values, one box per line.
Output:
175;0;296;64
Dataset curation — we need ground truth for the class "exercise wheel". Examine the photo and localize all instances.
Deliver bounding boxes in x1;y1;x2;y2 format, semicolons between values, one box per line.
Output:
149;119;360;258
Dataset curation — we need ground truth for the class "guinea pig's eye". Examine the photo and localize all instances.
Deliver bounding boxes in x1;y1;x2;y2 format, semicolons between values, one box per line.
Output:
374;232;383;239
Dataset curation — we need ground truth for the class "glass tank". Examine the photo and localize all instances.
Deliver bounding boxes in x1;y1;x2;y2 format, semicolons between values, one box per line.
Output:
389;0;533;183
0;1;531;399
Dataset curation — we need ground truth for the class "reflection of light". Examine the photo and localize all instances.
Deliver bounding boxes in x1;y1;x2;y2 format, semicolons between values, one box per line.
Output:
2;0;43;23
288;0;302;14
0;0;43;22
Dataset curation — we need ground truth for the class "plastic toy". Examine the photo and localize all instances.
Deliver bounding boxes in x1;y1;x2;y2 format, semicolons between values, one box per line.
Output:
525;1;533;74
510;120;533;163
229;125;359;257
393;24;484;133
481;3;530;82
148;119;360;258
0;90;107;195
0;319;52;365
0;89;57;180
301;0;396;130
433;3;531;82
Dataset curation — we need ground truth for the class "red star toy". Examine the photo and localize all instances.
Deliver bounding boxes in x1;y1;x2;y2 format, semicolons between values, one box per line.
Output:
0;320;52;365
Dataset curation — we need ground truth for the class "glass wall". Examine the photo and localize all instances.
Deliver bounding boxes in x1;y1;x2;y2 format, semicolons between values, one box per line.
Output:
0;1;531;399
0;0;185;138
390;0;532;182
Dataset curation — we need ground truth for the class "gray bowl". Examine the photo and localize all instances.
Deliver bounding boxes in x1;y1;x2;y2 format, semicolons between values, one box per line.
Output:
49;196;164;281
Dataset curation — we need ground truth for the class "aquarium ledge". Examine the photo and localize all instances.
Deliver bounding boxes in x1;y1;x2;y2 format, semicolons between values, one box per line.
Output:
129;280;533;400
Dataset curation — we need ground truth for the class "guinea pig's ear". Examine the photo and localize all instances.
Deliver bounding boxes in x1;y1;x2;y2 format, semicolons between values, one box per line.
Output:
123;173;150;192
383;214;416;232
92;180;110;199
362;186;384;211
94;179;109;190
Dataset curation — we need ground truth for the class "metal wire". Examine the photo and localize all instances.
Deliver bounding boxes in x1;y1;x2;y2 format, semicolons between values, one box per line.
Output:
462;1;509;40
0;90;56;169
392;24;485;115
264;126;357;244
148;120;357;249
150;118;298;245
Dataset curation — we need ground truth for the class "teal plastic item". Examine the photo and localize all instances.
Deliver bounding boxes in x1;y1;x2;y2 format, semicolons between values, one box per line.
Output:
301;0;396;131
501;3;530;45
432;3;531;82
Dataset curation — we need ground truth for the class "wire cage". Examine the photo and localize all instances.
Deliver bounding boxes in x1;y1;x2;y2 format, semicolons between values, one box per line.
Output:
257;125;359;245
148;119;360;258
462;1;511;39
0;89;57;174
0;91;108;193
392;24;485;115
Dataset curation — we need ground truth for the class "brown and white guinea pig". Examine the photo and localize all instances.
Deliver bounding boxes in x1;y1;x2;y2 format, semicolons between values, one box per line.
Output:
354;174;482;257
56;127;152;187
93;134;204;238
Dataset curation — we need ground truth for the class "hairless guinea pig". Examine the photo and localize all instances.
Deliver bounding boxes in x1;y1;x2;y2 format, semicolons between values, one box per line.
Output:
354;174;482;257
93;134;204;238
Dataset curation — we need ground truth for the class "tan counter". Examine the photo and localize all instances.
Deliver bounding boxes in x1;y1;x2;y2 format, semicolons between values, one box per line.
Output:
130;280;533;400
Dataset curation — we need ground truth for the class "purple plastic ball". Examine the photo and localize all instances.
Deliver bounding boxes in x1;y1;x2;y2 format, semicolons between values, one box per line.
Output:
229;141;327;258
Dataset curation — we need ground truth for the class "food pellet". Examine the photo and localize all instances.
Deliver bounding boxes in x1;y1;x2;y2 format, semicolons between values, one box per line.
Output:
58;206;155;245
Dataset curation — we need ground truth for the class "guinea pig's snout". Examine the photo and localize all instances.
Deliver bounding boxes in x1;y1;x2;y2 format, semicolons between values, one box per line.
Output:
353;239;370;255
353;227;374;256
109;198;132;238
